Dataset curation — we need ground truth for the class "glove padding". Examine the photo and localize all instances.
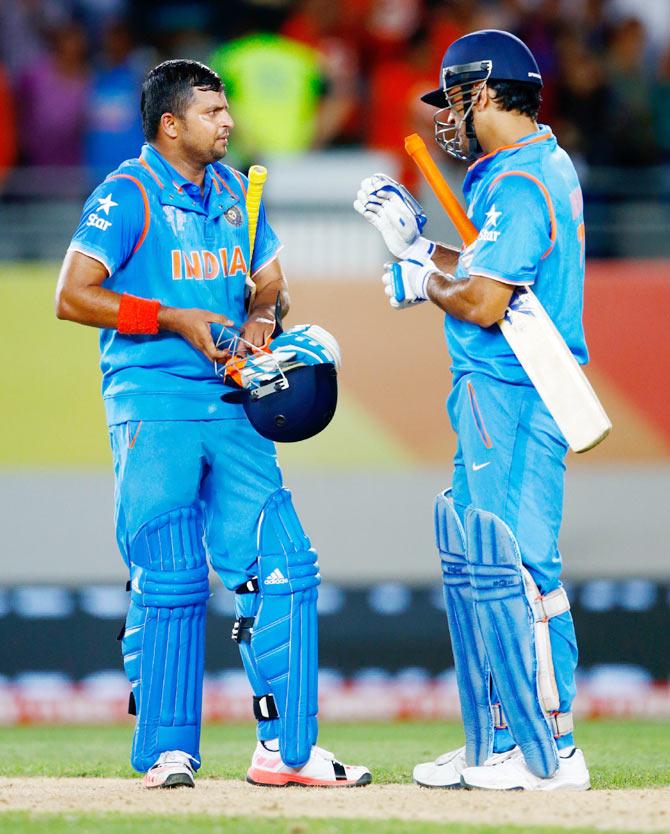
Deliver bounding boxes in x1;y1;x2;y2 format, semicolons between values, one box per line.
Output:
354;173;435;260
382;257;440;310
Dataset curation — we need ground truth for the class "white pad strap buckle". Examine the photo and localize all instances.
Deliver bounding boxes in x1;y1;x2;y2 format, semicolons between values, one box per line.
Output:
491;702;507;730
531;587;570;622
549;711;574;738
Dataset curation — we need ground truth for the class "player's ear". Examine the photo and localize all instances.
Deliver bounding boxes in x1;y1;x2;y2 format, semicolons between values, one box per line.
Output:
477;85;491;110
161;112;178;140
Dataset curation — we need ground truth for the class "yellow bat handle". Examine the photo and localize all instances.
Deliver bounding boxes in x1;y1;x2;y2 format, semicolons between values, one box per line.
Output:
246;164;268;272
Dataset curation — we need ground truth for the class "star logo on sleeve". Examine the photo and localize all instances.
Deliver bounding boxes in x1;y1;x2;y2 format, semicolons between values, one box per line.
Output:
484;204;502;227
97;194;118;215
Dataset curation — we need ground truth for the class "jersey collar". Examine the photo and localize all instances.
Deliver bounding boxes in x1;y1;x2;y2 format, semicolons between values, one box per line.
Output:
139;144;240;218
467;126;554;175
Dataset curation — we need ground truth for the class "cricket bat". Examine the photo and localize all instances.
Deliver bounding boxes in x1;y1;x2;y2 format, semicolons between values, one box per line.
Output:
404;132;611;453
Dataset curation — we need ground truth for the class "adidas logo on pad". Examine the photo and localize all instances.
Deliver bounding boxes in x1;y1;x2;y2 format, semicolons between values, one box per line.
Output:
264;568;289;585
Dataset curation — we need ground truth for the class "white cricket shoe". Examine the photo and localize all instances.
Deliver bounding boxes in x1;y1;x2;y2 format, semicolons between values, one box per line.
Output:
247;739;372;787
460;746;590;791
143;750;197;789
413;745;468;788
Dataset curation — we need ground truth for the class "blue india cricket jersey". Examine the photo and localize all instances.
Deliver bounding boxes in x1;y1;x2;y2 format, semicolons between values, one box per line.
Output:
449;126;588;384
69;143;281;424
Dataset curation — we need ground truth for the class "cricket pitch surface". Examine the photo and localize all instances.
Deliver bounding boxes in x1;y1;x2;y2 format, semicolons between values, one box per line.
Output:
1;778;669;831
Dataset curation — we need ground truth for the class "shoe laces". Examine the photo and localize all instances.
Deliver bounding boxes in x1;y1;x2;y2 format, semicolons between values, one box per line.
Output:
261;740;337;763
151;750;197;769
435;746;466;766
311;744;335;761
483;747;521;767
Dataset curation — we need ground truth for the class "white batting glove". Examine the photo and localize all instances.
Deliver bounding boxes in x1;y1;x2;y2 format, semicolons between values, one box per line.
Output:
354;173;435;260
382;257;440;310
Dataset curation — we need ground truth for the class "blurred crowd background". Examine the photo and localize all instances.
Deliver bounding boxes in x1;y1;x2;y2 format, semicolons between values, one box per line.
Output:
1;0;669;182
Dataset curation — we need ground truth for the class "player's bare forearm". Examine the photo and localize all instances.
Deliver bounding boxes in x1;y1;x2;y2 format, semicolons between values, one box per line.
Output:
241;257;290;349
55;250;123;328
432;243;461;274
251;257;290;319
426;271;514;328
55;250;233;362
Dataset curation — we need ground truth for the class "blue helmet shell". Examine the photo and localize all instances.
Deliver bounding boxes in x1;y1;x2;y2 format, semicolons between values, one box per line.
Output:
421;29;543;107
220;324;340;443
243;361;338;443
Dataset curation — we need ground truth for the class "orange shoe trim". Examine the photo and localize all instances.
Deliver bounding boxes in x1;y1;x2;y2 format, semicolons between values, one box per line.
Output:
247;767;360;787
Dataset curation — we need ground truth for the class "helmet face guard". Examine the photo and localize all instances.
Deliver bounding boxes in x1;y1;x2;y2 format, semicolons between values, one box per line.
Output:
434;59;492;162
215;324;340;443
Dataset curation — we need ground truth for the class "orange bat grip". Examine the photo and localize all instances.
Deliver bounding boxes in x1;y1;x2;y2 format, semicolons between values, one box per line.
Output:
404;133;478;247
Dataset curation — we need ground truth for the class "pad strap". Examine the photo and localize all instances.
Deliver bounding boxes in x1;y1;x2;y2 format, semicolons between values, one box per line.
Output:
253;694;279;721
529;587;570;622
231;616;255;643
549;711;574;738
491;702;508;730
522;568;569;714
235;577;260;594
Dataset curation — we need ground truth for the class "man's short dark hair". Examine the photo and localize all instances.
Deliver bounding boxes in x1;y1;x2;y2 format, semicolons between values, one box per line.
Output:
140;59;222;141
488;80;542;121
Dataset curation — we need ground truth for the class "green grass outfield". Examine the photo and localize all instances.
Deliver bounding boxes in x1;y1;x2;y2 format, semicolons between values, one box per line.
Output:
0;814;653;834
0;720;668;834
2;719;669;788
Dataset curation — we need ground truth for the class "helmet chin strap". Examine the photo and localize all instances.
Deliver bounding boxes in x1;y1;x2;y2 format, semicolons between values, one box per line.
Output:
463;105;482;162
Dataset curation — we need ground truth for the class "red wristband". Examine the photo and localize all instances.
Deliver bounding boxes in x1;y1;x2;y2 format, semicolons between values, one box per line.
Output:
117;293;160;335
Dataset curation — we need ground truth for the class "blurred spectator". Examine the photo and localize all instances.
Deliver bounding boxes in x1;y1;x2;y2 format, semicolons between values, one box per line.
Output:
580;0;614;54
0;0;71;81
610;0;670;54
281;0;363;144
0;63;18;182
17;22;89;167
553;34;612;167
150;4;217;64
210;24;351;162
606;17;660;166
364;25;436;189
424;0;475;71
84;20;145;182
0;0;667;175
363;0;424;64
516;0;566;123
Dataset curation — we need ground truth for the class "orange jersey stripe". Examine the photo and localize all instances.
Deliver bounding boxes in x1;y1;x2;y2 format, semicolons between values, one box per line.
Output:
108;173;151;254
211;166;238;199
138;157;164;188
487;170;557;260
227;166;248;197
469;131;553;173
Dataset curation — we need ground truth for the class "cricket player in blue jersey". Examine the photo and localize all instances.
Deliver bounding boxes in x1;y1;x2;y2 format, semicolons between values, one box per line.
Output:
56;59;371;790
355;30;591;790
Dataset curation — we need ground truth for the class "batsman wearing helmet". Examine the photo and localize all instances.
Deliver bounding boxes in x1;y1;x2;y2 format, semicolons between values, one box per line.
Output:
355;30;591;790
56;59;370;790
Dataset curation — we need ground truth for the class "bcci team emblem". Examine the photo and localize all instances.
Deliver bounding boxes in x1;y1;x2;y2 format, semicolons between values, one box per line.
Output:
224;206;243;227
163;205;187;234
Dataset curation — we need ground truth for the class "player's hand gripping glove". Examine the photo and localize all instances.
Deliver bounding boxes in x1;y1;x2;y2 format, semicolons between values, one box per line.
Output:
382;257;440;310
354;173;436;260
